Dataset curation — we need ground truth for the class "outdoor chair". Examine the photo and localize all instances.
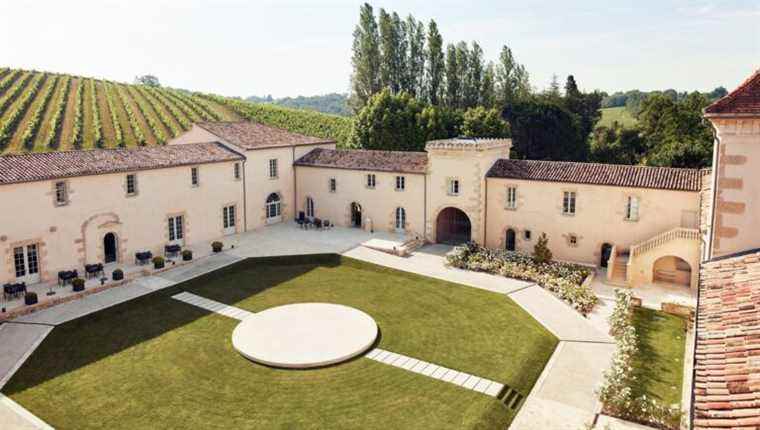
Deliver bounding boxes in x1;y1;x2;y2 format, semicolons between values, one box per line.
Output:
3;282;26;300
135;251;153;265
314;218;322;229
85;263;104;279
323;220;331;229
164;244;182;259
297;211;306;229
58;270;78;286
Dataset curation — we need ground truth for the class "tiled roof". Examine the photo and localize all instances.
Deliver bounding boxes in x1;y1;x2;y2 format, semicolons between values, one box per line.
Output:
294;148;428;174
0;143;242;185
705;69;760;116
486;159;702;192
196;121;335;150
694;251;760;430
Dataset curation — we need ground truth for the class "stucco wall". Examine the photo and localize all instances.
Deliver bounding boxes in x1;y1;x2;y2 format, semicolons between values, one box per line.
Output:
425;143;509;244
627;238;700;289
294;166;426;236
0;161;243;285
707;117;760;258
484;178;700;266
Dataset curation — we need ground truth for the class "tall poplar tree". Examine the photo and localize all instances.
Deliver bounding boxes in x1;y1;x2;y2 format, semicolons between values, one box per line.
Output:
425;20;444;105
350;3;381;111
405;15;425;98
444;44;460;109
480;62;496;108
463;42;484;108
496;45;530;106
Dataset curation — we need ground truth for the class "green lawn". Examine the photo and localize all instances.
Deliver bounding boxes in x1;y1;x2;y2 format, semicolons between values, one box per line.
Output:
631;308;688;407
599;106;638;128
3;255;557;429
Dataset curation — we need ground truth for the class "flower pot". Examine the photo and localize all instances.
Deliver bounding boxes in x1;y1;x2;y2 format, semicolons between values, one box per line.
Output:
24;292;38;306
112;270;124;281
182;251;193;261
154;261;165;270
72;278;85;292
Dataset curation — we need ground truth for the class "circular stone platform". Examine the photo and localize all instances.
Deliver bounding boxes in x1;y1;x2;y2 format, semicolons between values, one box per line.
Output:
231;303;378;369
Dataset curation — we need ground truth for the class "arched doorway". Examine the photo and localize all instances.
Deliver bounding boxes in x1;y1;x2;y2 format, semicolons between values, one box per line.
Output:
505;229;516;251
104;233;117;264
600;243;613;268
395;207;406;233
350;202;362;228
266;193;282;224
653;256;691;287
436;207;471;244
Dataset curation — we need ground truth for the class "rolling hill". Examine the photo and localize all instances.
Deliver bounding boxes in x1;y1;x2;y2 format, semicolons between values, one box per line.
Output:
0;67;356;154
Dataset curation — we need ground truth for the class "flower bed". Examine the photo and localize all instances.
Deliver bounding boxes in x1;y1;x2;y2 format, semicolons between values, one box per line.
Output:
445;243;597;315
597;290;682;430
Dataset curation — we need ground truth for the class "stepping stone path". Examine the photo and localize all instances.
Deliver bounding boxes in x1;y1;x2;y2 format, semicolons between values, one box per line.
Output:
366;347;521;405
171;292;255;321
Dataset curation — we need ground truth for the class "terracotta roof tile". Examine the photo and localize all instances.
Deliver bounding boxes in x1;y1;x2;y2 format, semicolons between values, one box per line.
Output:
196;121;334;150
695;251;760;430
705;69;760;116
0;143;242;185
486;159;702;191
294;148;428;174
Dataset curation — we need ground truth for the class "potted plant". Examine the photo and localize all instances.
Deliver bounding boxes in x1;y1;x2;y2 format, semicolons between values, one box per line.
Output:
152;256;165;270
211;241;223;253
112;269;124;281
24;291;38;305
72;278;85;292
182;250;193;261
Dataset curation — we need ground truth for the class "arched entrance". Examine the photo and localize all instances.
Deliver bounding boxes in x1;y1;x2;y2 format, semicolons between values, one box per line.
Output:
505;229;516;251
266;193;282;224
653;256;691;287
104;233;117;264
350;202;362;228
436;207;471;244
600;243;613;268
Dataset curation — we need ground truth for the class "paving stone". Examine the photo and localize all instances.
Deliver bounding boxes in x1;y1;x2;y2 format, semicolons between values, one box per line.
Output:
366;349;382;359
484;382;503;397
421;364;439;377
463;376;481;390
473;379;491;393
410;361;429;373
401;358;419;370
452;373;470;386
430;366;449;379
441;370;460;383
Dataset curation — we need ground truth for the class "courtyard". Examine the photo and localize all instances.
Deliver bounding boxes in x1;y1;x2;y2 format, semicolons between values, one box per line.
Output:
2;254;558;429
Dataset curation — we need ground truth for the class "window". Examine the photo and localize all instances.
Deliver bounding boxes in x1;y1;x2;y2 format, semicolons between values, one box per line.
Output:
625;196;639;221
448;178;460;196
13;247;26;278
266;193;281;221
269;159;278;179
569;234;578;247
395;176;405;191
395;207;406;231
562;191;576;215
191;167;199;187
524;230;532;241
234;163;241;180
306;197;315;218
366;174;376;189
223;205;236;229
168;216;184;242
126;174;137;196
506;186;517;209
54;181;68;205
329;178;336;193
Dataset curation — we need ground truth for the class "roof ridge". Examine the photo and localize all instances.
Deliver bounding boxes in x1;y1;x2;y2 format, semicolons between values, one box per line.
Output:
502;158;702;173
704;68;760;115
0;142;222;159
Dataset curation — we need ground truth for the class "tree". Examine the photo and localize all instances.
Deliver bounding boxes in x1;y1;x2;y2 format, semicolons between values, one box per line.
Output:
590;124;646;165
134;75;160;87
637;92;713;168
350;3;382;111
463;42;484;108
480;62;496;108
378;9;403;94
503;96;587;161
562;75;603;142
353;89;426;151
495;45;530;106
444;44;461;109
533;233;552;264
425;20;444;105
405;15;425;97
461;106;509;138
547;74;561;98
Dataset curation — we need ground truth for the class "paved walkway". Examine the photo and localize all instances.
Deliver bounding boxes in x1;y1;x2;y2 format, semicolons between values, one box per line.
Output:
172;292;255;320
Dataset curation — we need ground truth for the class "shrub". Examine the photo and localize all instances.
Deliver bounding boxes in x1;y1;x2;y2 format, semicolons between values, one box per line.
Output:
211;241;223;253
533;232;552;264
152;256;165;269
112;269;124;281
182;250;193;261
72;278;85;292
446;243;597;315
24;291;38;305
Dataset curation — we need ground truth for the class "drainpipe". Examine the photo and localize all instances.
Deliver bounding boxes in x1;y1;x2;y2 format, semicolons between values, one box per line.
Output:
483;177;488;246
292;146;297;221
423;173;428;241
706;125;720;261
242;158;248;232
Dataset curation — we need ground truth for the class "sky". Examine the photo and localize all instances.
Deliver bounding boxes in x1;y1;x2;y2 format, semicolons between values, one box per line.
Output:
1;0;758;98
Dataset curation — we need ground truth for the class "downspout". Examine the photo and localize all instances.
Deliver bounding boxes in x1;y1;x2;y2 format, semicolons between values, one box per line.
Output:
707;122;720;261
292;146;297;221
483;177;488;246
242;157;248;232
423;172;428;241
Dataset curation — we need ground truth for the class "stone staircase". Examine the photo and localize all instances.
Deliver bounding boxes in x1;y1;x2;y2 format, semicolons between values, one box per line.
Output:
608;253;629;286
